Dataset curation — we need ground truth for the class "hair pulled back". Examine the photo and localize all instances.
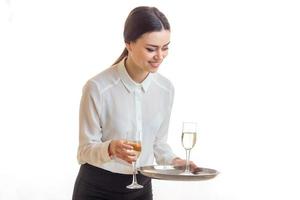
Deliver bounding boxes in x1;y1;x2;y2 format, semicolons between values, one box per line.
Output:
112;6;170;65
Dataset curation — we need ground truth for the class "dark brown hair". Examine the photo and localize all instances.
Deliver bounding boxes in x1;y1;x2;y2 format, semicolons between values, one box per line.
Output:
112;6;170;65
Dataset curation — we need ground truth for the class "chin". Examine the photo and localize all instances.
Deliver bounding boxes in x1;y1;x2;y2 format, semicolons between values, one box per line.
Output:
149;68;159;73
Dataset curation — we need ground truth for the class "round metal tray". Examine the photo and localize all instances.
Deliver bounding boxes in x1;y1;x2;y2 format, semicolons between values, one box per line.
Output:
138;165;219;181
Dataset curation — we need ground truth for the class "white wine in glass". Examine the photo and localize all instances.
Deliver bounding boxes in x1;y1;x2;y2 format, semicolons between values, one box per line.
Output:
126;132;143;189
181;122;197;174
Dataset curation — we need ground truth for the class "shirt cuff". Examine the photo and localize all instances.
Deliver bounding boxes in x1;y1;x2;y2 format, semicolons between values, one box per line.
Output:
163;153;178;165
96;140;112;163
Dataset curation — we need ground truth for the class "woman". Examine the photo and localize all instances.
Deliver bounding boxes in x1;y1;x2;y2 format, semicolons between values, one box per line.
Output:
72;6;197;200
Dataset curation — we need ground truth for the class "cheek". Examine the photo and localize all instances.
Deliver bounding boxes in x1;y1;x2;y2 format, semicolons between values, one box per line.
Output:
142;52;153;60
163;51;169;58
133;51;146;62
136;54;150;66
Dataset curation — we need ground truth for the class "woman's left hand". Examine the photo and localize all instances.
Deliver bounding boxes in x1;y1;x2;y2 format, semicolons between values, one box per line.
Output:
171;157;200;173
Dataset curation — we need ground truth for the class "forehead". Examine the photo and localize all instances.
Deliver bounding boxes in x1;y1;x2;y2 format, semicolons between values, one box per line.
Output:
136;30;170;46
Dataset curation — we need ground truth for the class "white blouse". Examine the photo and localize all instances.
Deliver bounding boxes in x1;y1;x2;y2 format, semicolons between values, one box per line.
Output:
77;58;177;174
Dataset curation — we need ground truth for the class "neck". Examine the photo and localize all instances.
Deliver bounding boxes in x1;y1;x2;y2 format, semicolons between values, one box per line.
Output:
125;58;149;83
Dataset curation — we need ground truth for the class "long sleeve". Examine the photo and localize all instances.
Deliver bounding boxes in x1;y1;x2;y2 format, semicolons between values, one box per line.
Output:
77;80;111;167
153;84;177;165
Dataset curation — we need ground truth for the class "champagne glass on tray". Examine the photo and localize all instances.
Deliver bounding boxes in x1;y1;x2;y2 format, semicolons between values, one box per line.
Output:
181;122;197;175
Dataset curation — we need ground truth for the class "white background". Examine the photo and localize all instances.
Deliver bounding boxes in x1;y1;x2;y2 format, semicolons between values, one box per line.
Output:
1;0;300;199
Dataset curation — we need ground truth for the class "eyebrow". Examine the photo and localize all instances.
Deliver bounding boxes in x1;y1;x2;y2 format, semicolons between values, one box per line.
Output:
146;42;170;48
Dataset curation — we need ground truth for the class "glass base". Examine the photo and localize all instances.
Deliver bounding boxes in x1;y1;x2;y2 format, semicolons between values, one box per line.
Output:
126;183;144;189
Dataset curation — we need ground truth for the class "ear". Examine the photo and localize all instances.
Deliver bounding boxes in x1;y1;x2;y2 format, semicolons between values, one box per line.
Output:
125;42;132;52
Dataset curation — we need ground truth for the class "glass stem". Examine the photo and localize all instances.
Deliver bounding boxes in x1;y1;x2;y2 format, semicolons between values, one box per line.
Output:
185;149;191;172
132;161;137;184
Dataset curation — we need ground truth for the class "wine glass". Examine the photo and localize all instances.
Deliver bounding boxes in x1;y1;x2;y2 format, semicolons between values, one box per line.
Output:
126;131;143;189
181;122;197;175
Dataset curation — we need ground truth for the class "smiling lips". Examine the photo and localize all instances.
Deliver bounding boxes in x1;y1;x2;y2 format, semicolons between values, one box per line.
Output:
149;61;162;68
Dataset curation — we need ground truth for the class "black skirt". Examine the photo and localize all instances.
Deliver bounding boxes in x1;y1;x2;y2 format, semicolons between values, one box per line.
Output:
72;163;152;200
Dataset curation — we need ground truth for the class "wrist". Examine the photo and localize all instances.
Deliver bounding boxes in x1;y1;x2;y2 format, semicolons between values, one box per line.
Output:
108;140;114;156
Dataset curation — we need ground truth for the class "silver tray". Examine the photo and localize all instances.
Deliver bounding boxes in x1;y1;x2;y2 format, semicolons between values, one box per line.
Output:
138;165;219;181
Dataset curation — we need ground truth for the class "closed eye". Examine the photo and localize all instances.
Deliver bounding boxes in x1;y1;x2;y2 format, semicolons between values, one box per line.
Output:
146;48;155;52
162;46;169;51
146;47;169;52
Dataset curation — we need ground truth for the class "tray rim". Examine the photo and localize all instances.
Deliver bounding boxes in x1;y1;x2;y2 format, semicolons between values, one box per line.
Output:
138;165;219;181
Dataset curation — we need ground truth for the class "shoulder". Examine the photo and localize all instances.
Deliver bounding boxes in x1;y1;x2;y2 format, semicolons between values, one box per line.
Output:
84;66;120;95
152;72;174;94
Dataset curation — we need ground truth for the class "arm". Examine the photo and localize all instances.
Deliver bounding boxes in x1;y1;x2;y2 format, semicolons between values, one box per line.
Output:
154;117;199;169
153;115;178;165
77;80;137;166
153;85;177;165
153;84;199;169
77;80;111;166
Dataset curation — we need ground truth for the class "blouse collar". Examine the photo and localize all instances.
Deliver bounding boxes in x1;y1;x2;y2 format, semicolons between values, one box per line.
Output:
117;58;153;93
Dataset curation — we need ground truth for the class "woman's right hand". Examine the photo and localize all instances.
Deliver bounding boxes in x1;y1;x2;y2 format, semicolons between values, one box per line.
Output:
108;140;137;163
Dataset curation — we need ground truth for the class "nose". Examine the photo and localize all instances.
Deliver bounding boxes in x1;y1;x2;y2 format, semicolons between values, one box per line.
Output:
154;50;164;60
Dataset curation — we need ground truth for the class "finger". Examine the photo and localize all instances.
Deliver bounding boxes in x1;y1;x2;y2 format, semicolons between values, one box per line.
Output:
122;143;133;150
121;154;136;164
190;161;197;167
189;162;200;172
125;150;136;157
127;155;137;161
122;156;132;164
115;148;135;161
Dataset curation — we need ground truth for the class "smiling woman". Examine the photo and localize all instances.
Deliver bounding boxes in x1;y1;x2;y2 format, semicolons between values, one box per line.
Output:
1;0;300;199
72;6;197;200
125;30;171;82
113;6;171;82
